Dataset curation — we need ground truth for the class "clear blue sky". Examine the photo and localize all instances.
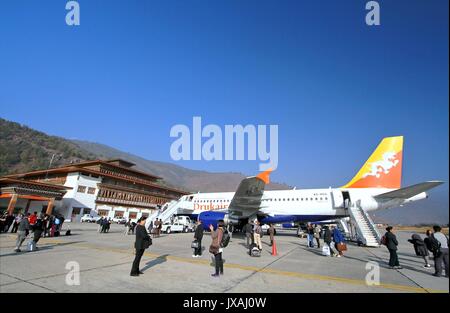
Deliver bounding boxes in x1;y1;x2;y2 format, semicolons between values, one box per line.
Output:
0;0;448;194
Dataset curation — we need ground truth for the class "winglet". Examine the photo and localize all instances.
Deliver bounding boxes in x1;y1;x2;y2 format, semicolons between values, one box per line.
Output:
257;168;273;184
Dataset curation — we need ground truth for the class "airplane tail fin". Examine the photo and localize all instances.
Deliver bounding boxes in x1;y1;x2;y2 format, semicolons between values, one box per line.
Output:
342;136;403;189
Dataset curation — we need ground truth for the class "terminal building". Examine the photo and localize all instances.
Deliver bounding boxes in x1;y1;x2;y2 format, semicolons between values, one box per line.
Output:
0;159;188;222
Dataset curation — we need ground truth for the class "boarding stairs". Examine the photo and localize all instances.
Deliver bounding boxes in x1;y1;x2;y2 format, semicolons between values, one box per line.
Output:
146;199;180;227
347;200;382;247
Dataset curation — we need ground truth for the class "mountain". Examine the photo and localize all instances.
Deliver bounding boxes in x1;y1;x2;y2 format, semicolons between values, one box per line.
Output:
71;140;290;192
0;118;290;192
0;118;97;176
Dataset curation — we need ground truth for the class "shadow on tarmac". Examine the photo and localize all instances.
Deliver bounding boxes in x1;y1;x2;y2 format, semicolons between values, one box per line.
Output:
0;240;86;258
141;254;169;272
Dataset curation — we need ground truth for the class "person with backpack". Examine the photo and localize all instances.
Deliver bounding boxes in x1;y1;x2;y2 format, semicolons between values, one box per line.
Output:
209;221;225;277
429;225;449;278
384;226;402;269
130;216;152;277
408;234;431;268
193;219;204;257
253;220;263;251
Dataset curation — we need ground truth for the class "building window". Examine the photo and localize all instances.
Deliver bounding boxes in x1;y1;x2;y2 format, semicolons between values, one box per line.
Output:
114;211;124;218
84;208;91;215
98;209;109;216
72;207;82;215
129;212;137;219
87;187;96;194
77;185;87;193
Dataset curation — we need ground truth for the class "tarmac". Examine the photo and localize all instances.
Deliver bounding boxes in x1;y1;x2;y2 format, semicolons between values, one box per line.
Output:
0;223;448;293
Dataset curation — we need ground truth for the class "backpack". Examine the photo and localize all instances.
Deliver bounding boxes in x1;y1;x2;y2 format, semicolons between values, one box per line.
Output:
380;235;387;246
428;234;441;254
221;229;231;248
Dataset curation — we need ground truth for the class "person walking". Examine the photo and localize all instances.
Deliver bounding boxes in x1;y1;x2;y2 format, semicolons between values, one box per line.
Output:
147;220;153;235
31;214;45;250
124;219;131;235
193;220;204;257
323;226;336;257
28;212;38;228
430;225;449;278
253;221;263;251
4;213;15;233
157;218;162;237
268;224;275;246
384;226;402;269
209;221;225;277
408;233;431;268
244;222;253;248
332;226;346;257
130;217;152;277
306;223;315;248
97;217;103;233
11;214;23;233
14;215;30;252
314;224;321;248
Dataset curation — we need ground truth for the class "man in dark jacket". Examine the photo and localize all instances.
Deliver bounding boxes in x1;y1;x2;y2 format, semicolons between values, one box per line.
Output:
385;226;402;269
244;222;253;248
193;220;204;257
323;226;336;257
130;216;151;277
408;233;431;268
31;214;46;249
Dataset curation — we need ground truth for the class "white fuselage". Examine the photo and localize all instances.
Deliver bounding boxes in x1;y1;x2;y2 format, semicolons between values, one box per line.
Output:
174;187;427;223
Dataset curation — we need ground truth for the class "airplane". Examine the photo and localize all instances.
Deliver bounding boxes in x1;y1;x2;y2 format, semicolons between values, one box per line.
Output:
166;136;444;231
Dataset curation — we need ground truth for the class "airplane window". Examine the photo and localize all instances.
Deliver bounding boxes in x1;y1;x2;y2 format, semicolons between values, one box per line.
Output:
325;197;328;200
310;198;313;201
320;198;323;200
292;198;295;201
287;198;289;201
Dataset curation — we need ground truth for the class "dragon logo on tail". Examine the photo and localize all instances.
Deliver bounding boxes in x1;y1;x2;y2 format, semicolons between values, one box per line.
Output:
362;152;399;179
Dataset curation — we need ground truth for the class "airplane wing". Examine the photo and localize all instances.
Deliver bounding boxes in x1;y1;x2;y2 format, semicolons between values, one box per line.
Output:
374;181;444;200
228;169;272;218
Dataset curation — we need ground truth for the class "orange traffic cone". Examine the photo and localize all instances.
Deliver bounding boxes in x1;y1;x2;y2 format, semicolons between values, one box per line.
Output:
271;239;278;256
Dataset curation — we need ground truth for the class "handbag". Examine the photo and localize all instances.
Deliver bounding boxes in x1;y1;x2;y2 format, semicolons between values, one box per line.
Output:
337;242;347;252
191;240;199;249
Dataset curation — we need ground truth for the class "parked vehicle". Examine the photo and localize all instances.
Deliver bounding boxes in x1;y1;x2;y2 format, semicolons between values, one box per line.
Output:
161;216;195;234
112;217;127;224
80;214;100;223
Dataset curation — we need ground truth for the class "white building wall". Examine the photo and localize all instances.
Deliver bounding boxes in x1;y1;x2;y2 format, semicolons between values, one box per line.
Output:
62;172;101;222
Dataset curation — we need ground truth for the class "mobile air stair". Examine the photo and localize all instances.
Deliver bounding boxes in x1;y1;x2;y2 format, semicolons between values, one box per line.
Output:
347;200;382;247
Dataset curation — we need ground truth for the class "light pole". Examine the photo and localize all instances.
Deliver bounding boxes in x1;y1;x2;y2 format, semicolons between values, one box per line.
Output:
45;153;61;181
